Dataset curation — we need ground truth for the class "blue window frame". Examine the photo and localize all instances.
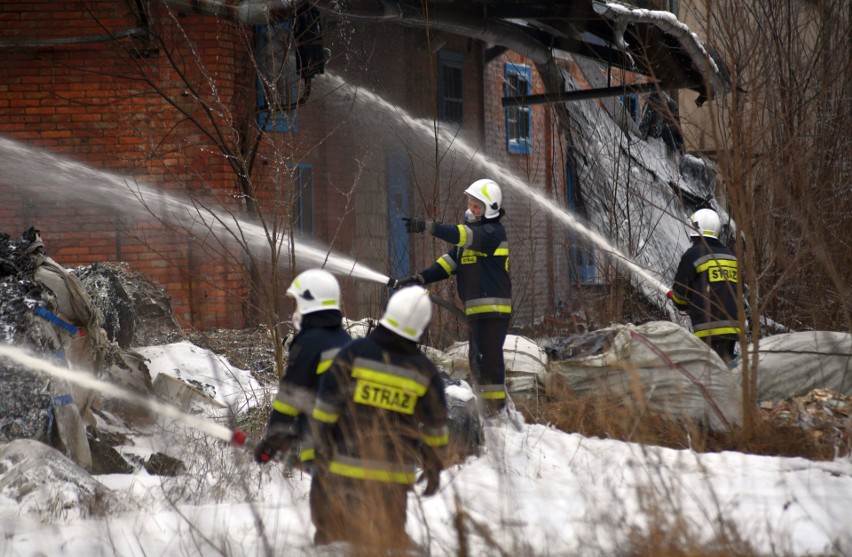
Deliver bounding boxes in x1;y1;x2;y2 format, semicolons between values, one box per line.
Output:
620;93;639;123
438;51;464;125
256;23;298;132
566;161;597;284
504;63;532;154
293;163;313;236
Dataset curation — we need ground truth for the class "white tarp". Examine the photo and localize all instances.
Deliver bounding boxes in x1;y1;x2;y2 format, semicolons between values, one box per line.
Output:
541;321;741;431
753;331;852;402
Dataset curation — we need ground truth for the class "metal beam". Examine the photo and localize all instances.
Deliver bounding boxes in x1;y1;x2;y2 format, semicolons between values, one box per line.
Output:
501;81;679;107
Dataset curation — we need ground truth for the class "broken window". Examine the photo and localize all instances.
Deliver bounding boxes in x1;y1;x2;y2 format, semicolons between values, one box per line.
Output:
438;51;464;126
566;160;598;284
504;63;531;154
256;23;300;132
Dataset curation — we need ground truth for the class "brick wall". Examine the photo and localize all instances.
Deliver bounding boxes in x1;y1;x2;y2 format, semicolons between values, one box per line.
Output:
0;1;574;334
0;0;250;329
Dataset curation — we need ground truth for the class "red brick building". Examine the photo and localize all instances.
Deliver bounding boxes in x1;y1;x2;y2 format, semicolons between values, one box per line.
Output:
0;0;614;337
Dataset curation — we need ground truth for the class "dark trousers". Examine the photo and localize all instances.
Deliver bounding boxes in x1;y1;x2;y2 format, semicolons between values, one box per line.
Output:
704;337;737;363
467;317;509;400
311;472;412;551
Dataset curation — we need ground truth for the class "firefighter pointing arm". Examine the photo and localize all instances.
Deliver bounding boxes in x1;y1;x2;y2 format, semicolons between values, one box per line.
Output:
668;208;742;363
395;179;512;417
309;286;449;551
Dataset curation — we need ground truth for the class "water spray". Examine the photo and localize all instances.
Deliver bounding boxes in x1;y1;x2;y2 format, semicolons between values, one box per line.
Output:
0;344;252;449
0;137;389;287
323;74;670;296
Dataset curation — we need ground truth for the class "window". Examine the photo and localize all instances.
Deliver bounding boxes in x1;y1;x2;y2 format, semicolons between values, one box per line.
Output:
293;164;313;236
256;23;299;132
620;94;639;123
668;0;679;16
566;160;597;284
438;51;464;126
505;63;532;154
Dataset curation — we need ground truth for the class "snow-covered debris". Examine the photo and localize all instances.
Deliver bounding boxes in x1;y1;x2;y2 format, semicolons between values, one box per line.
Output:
77;262;183;348
135;341;267;417
0;439;121;521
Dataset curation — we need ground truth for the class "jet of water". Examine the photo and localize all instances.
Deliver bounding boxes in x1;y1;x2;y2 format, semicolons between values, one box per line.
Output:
0;137;389;285
322;74;669;295
0;344;235;443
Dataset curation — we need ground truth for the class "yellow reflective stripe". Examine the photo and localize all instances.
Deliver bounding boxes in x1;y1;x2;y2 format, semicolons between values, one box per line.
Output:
300;448;315;462
316;359;333;375
312;407;339;424
437;256;455;275
352;367;428;396
493;248;509;256
695;259;738;274
694;327;740;338
479;390;507;400
272;400;300;417
465;305;512;316
455;225;468;247
671;292;688;305
423;432;449;447
328;461;416;484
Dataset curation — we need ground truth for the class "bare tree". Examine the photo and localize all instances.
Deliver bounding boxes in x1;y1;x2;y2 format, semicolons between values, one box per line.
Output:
685;0;851;433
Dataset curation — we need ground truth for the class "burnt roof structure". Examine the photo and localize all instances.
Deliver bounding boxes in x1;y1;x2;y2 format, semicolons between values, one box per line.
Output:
314;0;730;105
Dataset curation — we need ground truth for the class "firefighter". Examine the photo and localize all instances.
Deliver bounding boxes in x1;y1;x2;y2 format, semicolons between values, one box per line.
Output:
395;179;512;416
309;286;449;550
668;208;741;362
254;269;351;470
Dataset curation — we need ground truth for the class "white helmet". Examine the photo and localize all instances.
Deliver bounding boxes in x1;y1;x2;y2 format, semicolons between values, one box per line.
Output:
379;286;432;342
689;208;721;239
464;179;502;219
286;269;341;315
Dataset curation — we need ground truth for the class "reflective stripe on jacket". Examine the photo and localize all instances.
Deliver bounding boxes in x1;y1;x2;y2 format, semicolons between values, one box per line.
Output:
419;218;512;320
671;237;741;340
268;311;351;464
312;326;449;485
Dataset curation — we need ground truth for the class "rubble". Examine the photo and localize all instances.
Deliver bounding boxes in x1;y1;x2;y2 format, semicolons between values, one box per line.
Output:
760;389;852;455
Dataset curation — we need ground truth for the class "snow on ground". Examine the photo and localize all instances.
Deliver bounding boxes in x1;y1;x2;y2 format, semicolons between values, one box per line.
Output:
1;342;851;556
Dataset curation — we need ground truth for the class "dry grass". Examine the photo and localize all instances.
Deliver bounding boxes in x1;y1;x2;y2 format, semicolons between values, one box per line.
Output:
522;394;843;461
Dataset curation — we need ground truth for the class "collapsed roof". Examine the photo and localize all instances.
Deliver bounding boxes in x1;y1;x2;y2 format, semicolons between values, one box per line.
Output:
314;0;730;104
158;0;729;104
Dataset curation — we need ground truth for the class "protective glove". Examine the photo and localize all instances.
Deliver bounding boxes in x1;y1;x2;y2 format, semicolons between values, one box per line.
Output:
389;274;424;289
254;424;298;464
416;444;443;497
402;217;428;234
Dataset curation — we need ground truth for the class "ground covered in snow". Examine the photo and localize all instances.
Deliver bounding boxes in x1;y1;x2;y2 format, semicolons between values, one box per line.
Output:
1;341;851;557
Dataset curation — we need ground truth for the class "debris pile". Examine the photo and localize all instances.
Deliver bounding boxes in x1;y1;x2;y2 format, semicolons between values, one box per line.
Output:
760;389;852;455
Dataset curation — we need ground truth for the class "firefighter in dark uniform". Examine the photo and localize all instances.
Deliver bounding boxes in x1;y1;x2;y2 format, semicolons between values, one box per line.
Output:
254;269;351;519
309;286;449;550
396;179;512;416
668;208;741;362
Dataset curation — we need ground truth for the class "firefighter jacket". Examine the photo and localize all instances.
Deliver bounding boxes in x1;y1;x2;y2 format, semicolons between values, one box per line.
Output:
268;310;351;464
418;215;512;320
311;325;450;486
671;237;741;340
